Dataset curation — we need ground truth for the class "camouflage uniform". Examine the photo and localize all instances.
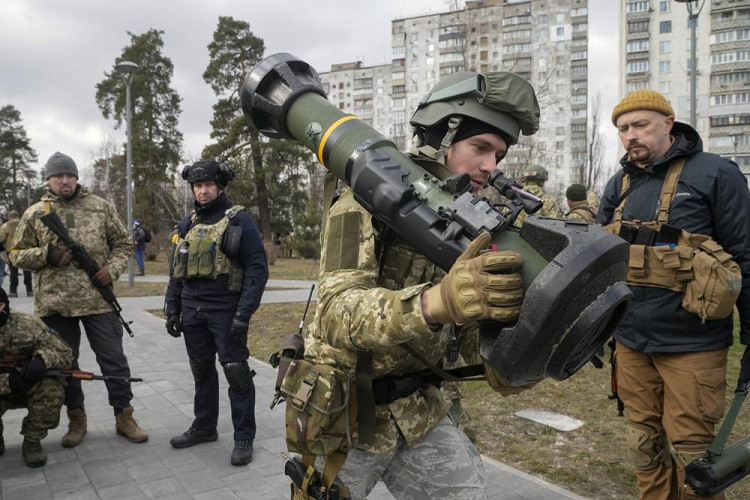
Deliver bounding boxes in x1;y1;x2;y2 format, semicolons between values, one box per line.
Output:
564;200;596;223
514;180;562;227
8;187;136;412
305;188;487;498
0;313;72;442
587;189;601;215
8;187;131;317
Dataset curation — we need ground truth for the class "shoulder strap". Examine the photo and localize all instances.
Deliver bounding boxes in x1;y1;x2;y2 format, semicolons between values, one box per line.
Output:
612;158;687;225
656;158;686;225
320;172;339;236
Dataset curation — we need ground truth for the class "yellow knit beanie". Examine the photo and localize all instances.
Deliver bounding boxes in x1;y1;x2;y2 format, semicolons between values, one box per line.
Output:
611;89;674;125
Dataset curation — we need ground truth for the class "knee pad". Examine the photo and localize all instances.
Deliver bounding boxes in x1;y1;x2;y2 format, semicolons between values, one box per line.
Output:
189;357;217;384
672;442;710;469
626;422;667;470
221;361;256;393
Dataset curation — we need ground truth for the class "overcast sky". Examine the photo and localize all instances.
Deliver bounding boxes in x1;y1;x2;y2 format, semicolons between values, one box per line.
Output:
0;0;619;176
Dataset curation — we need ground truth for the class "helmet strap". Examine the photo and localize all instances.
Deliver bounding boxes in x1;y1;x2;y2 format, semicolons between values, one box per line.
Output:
436;116;463;162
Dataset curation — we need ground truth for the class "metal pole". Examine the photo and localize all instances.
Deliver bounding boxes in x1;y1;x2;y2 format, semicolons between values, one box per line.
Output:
689;13;697;129
125;76;134;288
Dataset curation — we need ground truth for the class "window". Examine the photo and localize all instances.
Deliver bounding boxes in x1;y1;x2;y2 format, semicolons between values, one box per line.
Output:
659;40;672;53
555;126;565;135
571;51;587;61
556;27;565;36
627;1;650;13
711;93;750;106
537;15;546;24
660;1;670;13
627;81;649;92
659;60;671;73
629;20;649;33
628;40;650;53
660;21;672;34
627;60;649;73
659;81;671;93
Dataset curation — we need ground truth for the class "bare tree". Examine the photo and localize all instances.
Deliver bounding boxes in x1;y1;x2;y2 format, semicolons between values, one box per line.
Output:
586;92;606;191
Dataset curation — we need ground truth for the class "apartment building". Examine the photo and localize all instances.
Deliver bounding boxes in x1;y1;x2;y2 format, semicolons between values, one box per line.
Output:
320;0;590;197
621;0;750;183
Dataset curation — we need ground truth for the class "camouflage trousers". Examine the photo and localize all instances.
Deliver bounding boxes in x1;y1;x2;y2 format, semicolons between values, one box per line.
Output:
336;416;487;500
0;378;65;442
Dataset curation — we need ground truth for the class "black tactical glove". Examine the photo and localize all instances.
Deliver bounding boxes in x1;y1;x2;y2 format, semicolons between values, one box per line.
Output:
165;314;183;338
20;356;46;384
230;317;249;341
738;345;750;391
8;371;32;397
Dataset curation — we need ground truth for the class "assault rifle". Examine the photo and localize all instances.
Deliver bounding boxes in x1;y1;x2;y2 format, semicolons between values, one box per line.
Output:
0;359;143;383
39;212;134;337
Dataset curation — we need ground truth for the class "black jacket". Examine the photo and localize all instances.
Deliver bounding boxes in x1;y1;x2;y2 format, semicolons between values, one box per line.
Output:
164;193;269;322
597;122;750;352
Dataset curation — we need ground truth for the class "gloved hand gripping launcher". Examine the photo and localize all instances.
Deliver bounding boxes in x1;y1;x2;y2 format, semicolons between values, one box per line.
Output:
241;53;632;386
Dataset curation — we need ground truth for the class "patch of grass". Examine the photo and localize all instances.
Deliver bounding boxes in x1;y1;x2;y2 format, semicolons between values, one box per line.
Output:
143;253;318;280
113;281;168;297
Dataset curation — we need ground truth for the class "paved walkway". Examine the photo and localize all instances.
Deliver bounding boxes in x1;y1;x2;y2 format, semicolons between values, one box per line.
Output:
0;278;586;500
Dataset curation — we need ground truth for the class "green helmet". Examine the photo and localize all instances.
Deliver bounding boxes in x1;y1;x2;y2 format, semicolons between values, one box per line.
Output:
524;164;549;182
410;71;540;146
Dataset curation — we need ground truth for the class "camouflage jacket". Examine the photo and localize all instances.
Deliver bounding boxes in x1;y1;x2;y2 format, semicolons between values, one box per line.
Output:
0;312;73;396
564;200;596;223
515;181;562;227
587;189;601;215
304;188;481;454
0;218;19;247
8;187;131;317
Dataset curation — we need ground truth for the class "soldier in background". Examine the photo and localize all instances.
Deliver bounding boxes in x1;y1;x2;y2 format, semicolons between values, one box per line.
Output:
9;151;147;448
0;288;72;467
515;164;562;226
564;183;596;223
0;211;33;297
165;160;268;466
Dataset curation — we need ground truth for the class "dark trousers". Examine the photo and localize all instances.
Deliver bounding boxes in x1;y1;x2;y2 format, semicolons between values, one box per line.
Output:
181;306;256;441
42;312;133;412
8;263;32;293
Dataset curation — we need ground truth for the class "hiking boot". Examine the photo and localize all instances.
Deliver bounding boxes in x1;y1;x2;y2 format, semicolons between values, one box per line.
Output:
61;408;87;448
170;427;218;449
115;406;148;443
22;438;47;467
230;440;253;466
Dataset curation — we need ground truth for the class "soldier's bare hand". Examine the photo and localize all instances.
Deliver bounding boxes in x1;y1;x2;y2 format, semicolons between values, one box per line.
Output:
93;267;113;286
47;246;72;267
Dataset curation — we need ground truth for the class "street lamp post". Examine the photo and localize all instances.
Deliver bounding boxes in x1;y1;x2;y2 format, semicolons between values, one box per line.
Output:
729;132;745;164
676;0;706;129
115;61;138;288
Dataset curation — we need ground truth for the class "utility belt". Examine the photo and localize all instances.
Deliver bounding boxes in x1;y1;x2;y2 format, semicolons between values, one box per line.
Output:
371;363;486;405
372;372;441;405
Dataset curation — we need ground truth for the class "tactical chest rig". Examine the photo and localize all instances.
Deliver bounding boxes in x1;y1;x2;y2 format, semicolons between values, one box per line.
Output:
605;158;741;322
172;205;245;291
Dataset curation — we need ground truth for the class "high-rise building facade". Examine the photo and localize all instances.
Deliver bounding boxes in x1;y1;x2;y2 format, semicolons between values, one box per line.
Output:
620;0;750;183
320;0;590;197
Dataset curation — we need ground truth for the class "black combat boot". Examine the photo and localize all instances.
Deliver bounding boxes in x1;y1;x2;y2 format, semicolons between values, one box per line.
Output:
230;440;253;466
169;427;218;448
